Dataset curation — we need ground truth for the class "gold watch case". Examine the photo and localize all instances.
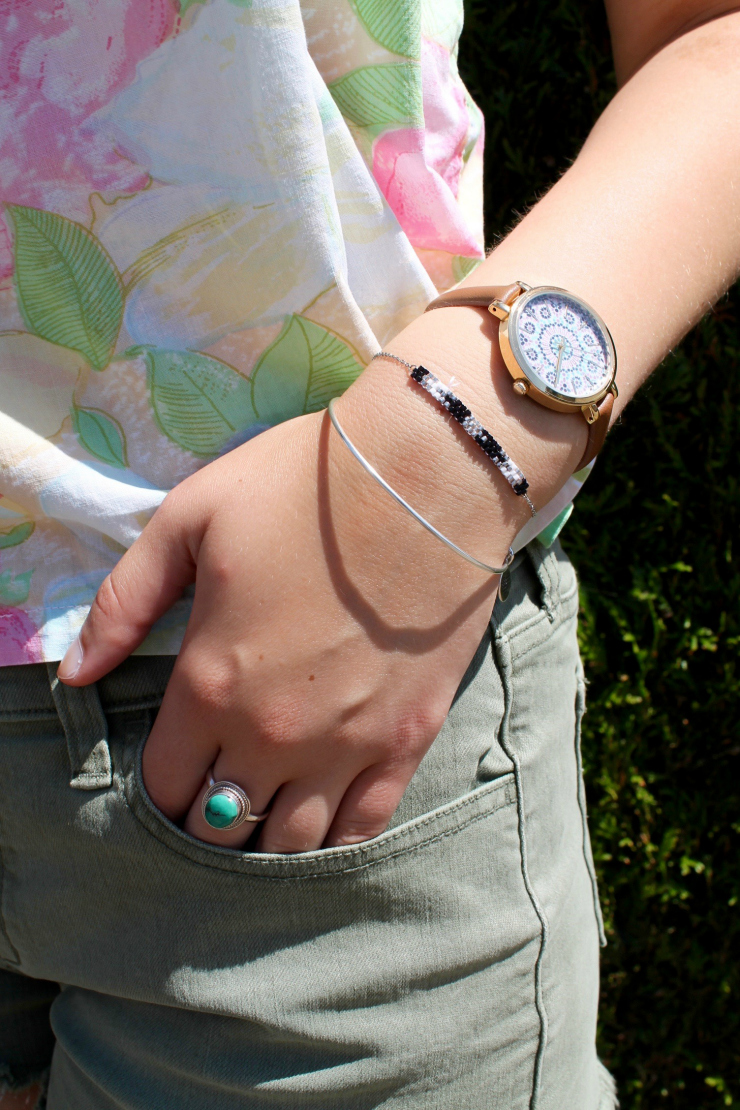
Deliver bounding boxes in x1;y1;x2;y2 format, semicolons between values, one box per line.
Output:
489;283;618;420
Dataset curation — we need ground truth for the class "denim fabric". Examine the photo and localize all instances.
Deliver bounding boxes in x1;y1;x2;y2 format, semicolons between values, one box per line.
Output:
0;542;617;1109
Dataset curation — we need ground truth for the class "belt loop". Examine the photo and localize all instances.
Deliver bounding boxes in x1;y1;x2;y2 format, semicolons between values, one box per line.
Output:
46;665;112;790
525;540;558;623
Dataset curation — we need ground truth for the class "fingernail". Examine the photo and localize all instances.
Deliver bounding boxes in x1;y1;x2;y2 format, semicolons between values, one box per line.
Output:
58;636;84;681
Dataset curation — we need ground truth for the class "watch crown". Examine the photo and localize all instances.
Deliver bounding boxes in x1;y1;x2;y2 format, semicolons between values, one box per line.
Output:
513;380;530;396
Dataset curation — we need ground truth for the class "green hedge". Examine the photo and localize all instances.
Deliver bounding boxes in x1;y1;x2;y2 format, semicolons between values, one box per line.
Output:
459;4;740;1106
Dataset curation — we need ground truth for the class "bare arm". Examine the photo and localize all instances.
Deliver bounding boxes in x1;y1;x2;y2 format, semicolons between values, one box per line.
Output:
605;0;740;83
59;2;740;855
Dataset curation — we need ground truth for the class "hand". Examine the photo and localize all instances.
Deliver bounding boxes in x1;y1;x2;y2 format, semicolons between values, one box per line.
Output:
57;398;509;853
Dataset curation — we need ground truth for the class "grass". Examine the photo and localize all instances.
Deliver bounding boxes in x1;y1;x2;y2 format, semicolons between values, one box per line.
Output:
458;3;740;1106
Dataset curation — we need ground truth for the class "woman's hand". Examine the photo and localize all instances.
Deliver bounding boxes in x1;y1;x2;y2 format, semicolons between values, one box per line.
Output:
57;392;516;852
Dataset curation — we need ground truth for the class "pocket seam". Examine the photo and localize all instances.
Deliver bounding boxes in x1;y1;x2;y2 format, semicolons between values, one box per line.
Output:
125;784;516;880
0;821;21;967
0;709;59;723
124;735;516;878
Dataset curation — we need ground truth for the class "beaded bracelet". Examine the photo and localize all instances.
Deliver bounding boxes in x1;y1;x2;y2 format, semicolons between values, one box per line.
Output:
373;352;536;518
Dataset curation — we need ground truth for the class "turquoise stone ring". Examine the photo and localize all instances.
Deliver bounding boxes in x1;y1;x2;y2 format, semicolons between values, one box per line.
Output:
201;772;270;831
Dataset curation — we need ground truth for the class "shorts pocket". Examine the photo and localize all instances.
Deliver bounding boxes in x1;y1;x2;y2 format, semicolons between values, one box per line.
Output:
116;722;542;986
103;730;545;1101
124;732;517;878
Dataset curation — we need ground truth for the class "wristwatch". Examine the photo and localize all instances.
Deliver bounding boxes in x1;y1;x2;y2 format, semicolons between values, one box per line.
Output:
425;281;618;472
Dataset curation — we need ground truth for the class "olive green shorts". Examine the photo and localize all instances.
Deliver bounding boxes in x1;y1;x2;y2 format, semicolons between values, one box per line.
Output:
0;541;616;1109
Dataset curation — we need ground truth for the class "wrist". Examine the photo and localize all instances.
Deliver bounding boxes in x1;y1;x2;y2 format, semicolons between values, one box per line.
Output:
390;302;590;504
338;306;588;539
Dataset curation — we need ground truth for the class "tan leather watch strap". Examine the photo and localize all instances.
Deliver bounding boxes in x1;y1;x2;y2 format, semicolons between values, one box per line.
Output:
575;390;614;472
425;283;523;312
426;281;615;472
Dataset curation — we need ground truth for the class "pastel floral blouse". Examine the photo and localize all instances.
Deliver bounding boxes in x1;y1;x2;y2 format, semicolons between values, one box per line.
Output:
0;0;577;665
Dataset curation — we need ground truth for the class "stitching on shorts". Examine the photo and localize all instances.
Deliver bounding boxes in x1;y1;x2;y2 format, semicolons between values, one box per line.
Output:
106;696;167;715
574;664;607;948
132;728;511;856
493;627;549;1110
0;696;166;724
492;570;577;650
124;739;516;877
0;829;21;968
124;784;516;879
0;708;59;722
502;595;578;665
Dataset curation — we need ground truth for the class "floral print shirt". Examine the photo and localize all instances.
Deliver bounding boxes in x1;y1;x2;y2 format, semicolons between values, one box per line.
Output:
0;0;575;665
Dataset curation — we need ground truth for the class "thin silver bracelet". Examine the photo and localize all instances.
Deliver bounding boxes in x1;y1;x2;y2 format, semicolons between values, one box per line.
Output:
374;352;537;518
327;399;514;577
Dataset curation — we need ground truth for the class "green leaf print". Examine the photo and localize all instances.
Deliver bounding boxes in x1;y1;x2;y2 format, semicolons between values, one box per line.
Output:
251;316;363;425
420;0;463;52
180;0;251;13
329;64;423;130
452;255;482;283
0;522;35;550
144;348;258;457
0;570;33;605
73;407;128;469
7;205;124;371
349;0;420;59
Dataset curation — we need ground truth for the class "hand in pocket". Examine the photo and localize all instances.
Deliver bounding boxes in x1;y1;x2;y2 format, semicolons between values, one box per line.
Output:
58;403;507;853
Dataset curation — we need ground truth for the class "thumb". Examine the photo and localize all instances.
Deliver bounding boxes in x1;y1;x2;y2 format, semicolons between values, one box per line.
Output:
57;495;199;686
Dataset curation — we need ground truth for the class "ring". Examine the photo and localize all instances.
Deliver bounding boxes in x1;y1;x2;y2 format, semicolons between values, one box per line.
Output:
201;771;271;831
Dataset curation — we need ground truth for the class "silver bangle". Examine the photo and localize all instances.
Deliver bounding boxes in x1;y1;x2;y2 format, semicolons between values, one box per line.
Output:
327;399;514;577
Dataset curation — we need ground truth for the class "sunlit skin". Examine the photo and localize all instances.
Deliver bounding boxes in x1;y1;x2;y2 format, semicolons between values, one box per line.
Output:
2;4;735;1103
48;1;740;870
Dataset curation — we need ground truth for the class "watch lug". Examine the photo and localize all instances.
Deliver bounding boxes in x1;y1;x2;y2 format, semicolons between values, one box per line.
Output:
516;281;532;292
488;300;511;320
581;403;600;424
609;380;619;399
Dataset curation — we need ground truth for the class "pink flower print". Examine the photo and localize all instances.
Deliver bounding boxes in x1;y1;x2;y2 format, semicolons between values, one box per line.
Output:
0;605;43;665
0;0;178;225
420;39;469;196
372;40;483;257
373;129;482;256
0;214;13;284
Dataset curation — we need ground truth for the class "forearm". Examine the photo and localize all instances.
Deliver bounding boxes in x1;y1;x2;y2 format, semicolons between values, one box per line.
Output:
334;11;740;584
67;7;740;856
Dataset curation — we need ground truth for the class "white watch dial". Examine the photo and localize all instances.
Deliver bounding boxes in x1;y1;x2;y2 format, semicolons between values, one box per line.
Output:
512;290;613;402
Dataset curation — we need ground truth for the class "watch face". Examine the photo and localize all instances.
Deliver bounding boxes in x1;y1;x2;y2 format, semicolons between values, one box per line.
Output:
509;289;614;403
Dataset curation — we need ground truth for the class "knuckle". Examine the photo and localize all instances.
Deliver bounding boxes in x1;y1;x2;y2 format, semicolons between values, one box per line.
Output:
252;698;308;750
157;482;187;518
179;660;234;716
91;574;125;625
85;574;146;648
389;705;447;758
